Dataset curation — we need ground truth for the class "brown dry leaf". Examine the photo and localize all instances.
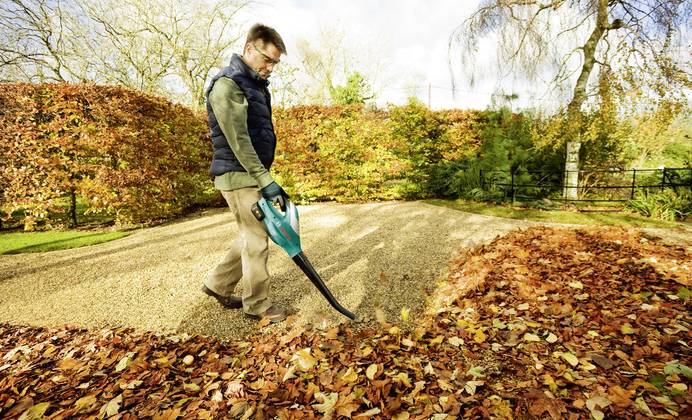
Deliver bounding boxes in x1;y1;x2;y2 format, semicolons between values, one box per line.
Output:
528;397;566;420
607;385;634;408
335;392;360;418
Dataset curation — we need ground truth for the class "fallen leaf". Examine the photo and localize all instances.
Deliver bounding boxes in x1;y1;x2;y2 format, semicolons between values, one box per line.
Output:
467;365;485;378
545;333;558;343
634;397;653;417
620;324;636;335
401;338;415;347
282;365;297;382
523;333;540;342
225;381;245;399
19;402;50;420
313;392;338;418
664;361;692;379
492;319;507;329
182;355;194;365
607;385;634;408
589;354;616;370
448;336;464;346
393;372;412;388
74;395;98;414
99;394;122;418
529;397;566;420
558;352;579;367
586;395;610;420
183;383;200;394
340;367;358;383
366;364;378;380
291;348;317;371
401;307;410;322
358;407;381;416
115;351;135;373
464;380;484;395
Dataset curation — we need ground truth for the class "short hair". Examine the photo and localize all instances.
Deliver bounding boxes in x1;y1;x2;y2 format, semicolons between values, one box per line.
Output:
246;23;286;54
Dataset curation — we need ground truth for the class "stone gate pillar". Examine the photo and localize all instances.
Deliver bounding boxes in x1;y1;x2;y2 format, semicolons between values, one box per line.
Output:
563;141;581;200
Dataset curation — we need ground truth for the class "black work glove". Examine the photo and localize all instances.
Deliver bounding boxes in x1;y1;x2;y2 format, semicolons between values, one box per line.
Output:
261;181;290;211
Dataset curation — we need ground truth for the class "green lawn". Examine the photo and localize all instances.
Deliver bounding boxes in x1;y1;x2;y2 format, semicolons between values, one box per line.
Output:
425;199;688;229
0;230;130;255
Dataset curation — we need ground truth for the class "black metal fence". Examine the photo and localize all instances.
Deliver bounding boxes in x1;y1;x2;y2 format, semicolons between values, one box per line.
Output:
479;167;692;204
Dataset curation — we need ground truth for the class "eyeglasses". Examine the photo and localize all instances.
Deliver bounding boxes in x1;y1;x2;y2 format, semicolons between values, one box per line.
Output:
252;42;280;66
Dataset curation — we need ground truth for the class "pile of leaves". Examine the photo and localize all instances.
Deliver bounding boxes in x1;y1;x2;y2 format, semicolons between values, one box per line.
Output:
0;226;689;418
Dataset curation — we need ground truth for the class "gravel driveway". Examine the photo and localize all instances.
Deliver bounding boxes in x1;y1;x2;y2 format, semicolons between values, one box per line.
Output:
4;201;680;341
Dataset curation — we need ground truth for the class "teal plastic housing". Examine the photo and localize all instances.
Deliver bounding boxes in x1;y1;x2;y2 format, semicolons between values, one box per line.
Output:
256;197;302;257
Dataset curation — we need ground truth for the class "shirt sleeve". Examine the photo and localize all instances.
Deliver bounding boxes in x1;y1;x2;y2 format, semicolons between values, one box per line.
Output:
208;77;274;188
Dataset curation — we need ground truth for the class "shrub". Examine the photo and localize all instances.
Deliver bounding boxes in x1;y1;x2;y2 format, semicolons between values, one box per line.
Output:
625;190;692;221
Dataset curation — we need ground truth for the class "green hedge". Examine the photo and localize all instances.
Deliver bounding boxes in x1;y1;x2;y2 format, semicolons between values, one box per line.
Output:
273;100;484;201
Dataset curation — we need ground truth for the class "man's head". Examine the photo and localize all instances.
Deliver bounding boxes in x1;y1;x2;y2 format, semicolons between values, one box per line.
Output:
242;23;286;80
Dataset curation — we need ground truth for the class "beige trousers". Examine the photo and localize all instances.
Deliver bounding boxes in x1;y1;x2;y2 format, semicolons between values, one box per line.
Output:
205;188;272;315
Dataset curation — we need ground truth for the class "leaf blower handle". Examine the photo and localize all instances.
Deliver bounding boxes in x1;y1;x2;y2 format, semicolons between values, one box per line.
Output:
261;181;290;211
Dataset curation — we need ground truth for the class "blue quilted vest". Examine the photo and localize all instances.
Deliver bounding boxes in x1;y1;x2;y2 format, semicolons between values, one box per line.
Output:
205;54;276;176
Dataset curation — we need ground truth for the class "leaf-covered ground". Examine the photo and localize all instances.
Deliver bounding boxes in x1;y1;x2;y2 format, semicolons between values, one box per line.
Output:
1;226;689;419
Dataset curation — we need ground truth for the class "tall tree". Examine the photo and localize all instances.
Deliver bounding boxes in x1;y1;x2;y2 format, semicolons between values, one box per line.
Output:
451;0;691;197
0;0;249;110
0;0;87;82
295;26;390;105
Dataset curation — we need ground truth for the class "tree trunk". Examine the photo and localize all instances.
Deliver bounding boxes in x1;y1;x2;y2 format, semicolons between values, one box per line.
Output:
563;0;609;200
69;189;78;227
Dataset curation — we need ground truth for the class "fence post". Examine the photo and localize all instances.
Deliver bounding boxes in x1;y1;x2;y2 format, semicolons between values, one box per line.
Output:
480;169;484;190
511;170;515;203
631;169;636;199
661;167;666;190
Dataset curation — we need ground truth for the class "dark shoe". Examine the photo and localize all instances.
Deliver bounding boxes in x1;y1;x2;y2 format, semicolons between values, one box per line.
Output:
248;305;287;323
202;285;242;309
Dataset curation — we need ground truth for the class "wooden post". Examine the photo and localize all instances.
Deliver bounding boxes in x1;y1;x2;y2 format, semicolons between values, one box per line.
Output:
631;169;636;199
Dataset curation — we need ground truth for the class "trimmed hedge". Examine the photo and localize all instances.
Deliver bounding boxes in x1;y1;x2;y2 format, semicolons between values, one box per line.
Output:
0;83;213;229
273;102;484;201
1;85;489;229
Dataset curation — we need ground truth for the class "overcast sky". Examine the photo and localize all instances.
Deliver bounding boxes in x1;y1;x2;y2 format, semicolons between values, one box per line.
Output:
237;0;514;110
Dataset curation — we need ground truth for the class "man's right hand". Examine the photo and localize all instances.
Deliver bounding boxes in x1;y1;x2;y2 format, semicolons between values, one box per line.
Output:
261;181;290;211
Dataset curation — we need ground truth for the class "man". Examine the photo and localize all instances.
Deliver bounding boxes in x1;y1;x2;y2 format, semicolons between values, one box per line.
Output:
202;23;289;323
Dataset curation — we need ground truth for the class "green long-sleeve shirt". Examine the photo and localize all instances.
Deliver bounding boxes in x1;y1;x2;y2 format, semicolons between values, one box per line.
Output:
208;77;274;191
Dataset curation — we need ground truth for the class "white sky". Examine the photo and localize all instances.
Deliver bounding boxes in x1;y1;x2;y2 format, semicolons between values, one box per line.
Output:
237;0;517;110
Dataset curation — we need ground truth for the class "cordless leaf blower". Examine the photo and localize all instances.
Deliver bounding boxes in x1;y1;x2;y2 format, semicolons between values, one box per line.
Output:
250;198;356;320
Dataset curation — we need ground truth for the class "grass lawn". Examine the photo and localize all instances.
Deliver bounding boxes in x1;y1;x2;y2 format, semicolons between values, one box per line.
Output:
0;230;130;255
425;198;689;229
